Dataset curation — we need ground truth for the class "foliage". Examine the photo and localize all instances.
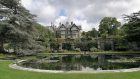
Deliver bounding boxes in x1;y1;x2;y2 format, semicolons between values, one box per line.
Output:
50;42;60;52
0;0;47;55
44;48;51;53
114;35;129;51
90;47;102;52
34;23;55;47
99;17;121;37
75;48;81;52
123;11;140;42
75;41;97;51
62;43;72;50
81;28;98;38
0;23;14;52
87;28;99;38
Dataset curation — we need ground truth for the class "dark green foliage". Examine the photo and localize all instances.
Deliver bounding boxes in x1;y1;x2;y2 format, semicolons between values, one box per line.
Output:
81;28;98;38
104;42;112;51
62;43;72;50
87;28;99;38
50;42;60;51
0;23;13;52
123;11;140;42
114;37;129;51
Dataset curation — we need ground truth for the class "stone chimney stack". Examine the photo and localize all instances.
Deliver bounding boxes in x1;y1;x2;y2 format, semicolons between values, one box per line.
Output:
71;22;73;25
59;22;62;26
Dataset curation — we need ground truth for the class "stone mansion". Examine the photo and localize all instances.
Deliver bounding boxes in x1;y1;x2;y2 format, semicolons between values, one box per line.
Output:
49;22;82;39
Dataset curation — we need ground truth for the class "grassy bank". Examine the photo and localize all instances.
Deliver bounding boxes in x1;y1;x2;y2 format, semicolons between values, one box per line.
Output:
0;60;140;79
38;51;140;56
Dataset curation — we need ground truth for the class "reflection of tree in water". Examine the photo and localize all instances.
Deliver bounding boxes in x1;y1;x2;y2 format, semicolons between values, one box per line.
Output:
20;55;140;71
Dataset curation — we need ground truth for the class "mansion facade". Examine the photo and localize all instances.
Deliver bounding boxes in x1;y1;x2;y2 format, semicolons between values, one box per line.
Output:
49;22;82;39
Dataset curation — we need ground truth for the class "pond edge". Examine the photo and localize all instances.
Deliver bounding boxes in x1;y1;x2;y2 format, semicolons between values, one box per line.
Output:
9;60;140;73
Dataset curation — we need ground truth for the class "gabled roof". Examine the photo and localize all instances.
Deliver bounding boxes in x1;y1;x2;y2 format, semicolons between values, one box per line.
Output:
69;24;81;30
58;24;67;30
53;22;82;31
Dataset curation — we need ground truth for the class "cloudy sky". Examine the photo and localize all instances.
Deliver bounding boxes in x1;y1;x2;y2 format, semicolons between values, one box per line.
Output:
21;0;140;31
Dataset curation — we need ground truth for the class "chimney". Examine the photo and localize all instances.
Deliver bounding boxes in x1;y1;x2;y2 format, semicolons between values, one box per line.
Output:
71;22;73;25
51;22;53;26
66;21;69;25
59;22;62;26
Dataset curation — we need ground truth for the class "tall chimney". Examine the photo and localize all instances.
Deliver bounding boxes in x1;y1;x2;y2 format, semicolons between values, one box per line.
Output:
71;22;73;25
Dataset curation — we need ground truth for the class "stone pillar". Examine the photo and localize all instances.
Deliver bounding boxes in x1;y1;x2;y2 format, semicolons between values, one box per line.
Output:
71;43;75;50
59;43;62;50
97;40;101;49
100;42;105;50
59;55;63;62
111;40;114;51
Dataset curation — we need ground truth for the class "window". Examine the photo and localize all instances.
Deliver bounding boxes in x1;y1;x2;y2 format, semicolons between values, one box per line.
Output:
61;35;65;38
60;31;65;34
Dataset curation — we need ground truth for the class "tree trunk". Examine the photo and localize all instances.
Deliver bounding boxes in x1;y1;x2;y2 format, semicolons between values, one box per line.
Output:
0;41;4;53
111;40;114;51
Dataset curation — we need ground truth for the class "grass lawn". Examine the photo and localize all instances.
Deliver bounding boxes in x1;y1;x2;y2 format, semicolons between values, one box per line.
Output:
0;54;14;58
0;60;140;79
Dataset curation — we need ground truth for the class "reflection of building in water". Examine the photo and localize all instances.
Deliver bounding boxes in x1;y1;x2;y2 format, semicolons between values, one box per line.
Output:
49;22;82;39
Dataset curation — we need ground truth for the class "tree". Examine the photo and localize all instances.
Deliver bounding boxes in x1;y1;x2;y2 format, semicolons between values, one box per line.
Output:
81;31;88;38
99;17;121;37
112;26;128;51
34;23;55;47
123;11;140;42
0;23;13;52
62;43;72;50
88;28;98;38
0;0;44;54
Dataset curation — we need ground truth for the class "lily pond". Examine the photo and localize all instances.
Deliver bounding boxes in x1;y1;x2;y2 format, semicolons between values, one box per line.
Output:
19;54;140;71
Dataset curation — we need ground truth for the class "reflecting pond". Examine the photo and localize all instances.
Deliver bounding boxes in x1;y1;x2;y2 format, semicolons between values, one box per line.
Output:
19;55;140;71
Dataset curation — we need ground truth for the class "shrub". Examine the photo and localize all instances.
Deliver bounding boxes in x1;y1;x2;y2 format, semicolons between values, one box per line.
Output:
44;48;51;53
90;47;103;52
57;50;64;53
62;43;72;50
75;48;81;52
50;42;60;51
75;41;97;51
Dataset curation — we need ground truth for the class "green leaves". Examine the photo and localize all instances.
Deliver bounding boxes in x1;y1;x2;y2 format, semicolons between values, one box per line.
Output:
99;17;121;37
0;0;45;54
123;11;140;42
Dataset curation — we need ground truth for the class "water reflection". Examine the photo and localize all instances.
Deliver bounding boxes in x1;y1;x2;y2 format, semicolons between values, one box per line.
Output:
21;55;140;71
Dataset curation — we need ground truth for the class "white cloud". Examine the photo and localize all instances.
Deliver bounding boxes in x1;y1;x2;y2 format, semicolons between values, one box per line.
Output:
74;19;98;32
21;0;140;31
39;5;56;20
21;0;32;8
55;16;68;25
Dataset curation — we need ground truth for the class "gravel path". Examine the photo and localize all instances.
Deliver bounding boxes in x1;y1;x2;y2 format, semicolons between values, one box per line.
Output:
9;60;140;73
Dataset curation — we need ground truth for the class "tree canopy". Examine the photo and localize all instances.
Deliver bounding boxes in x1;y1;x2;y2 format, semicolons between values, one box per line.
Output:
123;11;140;42
99;17;121;38
0;0;48;55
